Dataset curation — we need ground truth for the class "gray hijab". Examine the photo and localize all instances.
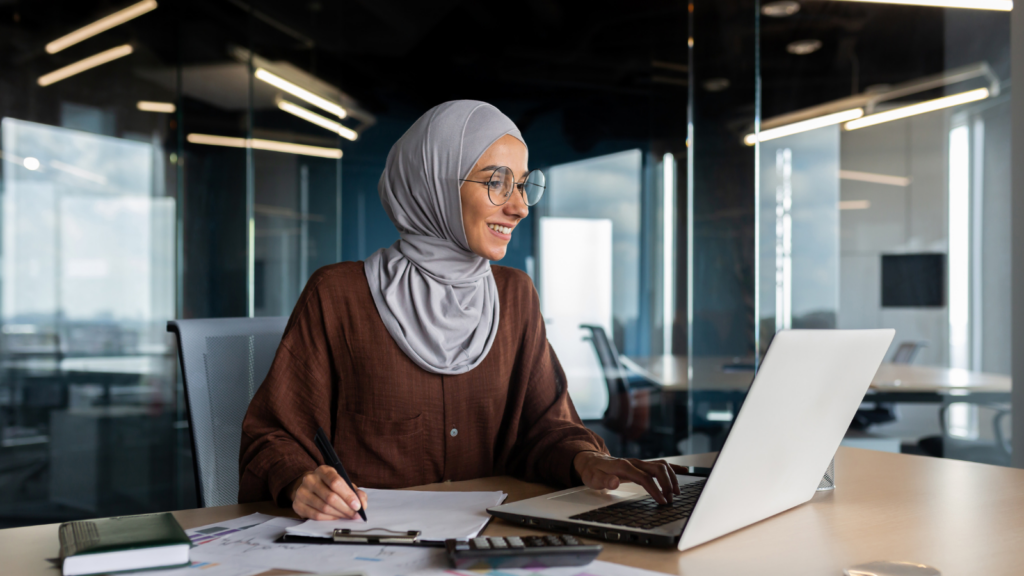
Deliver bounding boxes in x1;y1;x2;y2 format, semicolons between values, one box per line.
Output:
364;100;526;375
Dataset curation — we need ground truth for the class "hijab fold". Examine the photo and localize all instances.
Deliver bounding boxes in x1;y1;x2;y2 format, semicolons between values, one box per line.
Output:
364;101;525;375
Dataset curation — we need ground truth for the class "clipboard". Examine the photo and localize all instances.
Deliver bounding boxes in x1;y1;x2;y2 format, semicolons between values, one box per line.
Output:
276;528;445;548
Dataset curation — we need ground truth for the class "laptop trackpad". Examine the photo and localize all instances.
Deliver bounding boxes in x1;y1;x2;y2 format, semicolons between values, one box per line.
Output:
548;488;636;507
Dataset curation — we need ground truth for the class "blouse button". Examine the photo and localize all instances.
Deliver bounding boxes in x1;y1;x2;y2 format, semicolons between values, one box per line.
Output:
450;428;458;437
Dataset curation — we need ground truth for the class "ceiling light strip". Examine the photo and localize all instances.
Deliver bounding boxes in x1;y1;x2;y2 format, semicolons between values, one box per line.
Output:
255;68;347;119
187;133;342;159
839;200;871;210
278;100;358;141
38;44;134;86
844;88;990;131
46;0;158;54
744;108;864;145
137;100;176;113
830;0;1011;11
839;170;911;187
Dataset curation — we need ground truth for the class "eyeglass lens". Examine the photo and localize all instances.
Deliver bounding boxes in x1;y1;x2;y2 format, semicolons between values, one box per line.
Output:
486;167;546;207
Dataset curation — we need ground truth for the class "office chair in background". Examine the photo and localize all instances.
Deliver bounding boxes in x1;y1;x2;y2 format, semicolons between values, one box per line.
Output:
579;324;671;458
168;317;288;507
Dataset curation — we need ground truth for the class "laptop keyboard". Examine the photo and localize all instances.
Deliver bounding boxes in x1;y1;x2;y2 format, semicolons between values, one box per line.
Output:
569;478;706;530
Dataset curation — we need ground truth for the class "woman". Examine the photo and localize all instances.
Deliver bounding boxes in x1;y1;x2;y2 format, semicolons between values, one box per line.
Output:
239;100;682;520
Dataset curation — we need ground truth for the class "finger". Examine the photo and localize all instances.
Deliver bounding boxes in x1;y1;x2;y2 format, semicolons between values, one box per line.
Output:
306;484;353;519
649;460;679;495
294;500;339;521
669;464;692;475
308;477;357;519
356;488;369;512
613;461;667;504
638;460;676;499
317;466;363;513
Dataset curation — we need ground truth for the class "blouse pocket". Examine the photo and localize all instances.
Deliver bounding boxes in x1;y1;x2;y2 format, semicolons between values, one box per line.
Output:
336;410;426;488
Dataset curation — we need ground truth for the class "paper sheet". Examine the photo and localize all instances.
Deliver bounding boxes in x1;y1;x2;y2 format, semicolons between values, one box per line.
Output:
285;488;507;541
438;560;672;576
190;516;446;575
142;561;268;576
186;512;278;546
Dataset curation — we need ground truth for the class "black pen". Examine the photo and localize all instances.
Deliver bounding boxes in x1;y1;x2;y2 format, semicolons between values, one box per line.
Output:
313;426;367;522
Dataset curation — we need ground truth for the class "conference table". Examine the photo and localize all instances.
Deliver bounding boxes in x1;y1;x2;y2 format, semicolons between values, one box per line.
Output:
3;448;1023;575
622;355;1013;402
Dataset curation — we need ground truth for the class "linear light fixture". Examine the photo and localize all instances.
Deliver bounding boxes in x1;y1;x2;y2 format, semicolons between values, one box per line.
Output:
744;108;864;145
844;88;990;131
277;99;358;141
948;124;970;370
38;44;133;86
839;169;911;187
186;133;342;159
662;152;675;355
137;100;176;113
839;200;871;210
46;0;157;54
255;68;347;119
831;0;1011;11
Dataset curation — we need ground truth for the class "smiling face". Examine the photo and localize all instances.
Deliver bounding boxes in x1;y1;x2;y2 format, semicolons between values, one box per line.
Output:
459;134;529;261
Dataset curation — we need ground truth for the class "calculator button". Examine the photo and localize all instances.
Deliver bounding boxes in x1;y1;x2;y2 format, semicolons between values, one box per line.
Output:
489;538;508;548
562;536;579;545
455;544;470;551
472;538;490;549
507;537;525;548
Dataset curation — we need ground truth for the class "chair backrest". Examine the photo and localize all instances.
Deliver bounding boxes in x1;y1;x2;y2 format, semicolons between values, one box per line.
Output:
168;316;288;507
579;324;633;432
892;341;927;364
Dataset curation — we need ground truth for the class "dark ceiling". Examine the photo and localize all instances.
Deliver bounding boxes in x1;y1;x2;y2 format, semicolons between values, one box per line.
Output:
0;0;1012;148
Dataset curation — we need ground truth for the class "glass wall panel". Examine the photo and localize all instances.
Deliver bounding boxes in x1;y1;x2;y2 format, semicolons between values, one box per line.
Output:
540;150;643;420
756;2;1011;465
686;2;759;454
0;1;182;525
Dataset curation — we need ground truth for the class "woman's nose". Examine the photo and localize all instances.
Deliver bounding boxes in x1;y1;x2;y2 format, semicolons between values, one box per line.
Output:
505;187;529;219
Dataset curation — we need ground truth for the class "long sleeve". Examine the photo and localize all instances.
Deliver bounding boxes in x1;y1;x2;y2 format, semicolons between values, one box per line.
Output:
237;262;609;504
238;272;335;506
503;273;609;488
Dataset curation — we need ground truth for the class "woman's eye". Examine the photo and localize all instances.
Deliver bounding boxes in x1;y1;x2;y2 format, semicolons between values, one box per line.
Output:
488;180;503;188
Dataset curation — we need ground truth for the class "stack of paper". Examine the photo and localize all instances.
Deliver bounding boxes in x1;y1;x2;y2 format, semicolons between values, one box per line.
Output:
285;488;507;542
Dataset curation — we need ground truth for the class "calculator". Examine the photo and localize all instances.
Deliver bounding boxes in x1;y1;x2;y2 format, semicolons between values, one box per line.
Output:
445;534;602;569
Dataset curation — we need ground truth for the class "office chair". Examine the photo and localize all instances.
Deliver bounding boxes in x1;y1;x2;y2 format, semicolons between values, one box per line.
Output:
168;317;288;507
579;324;669;457
918;403;1012;465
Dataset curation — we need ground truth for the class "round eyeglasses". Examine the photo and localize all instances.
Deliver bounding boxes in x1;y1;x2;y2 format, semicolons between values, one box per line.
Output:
460;167;546;206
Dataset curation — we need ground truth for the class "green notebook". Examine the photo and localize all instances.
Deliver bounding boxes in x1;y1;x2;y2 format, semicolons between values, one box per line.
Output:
58;512;191;576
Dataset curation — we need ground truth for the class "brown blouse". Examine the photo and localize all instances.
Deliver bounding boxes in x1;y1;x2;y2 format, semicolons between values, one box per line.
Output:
238;261;607;506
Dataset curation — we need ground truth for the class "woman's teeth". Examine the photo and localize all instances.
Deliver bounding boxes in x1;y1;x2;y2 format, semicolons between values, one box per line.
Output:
488;223;512;235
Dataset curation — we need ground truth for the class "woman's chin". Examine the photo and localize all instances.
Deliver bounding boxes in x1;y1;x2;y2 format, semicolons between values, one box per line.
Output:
484;245;507;261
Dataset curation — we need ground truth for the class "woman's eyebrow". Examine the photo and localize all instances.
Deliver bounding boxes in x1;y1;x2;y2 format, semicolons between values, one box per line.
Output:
477;165;501;172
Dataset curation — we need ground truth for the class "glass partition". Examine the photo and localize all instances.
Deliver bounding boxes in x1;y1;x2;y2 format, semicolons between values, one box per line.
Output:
686;2;760;454
0;4;182;523
754;1;1012;464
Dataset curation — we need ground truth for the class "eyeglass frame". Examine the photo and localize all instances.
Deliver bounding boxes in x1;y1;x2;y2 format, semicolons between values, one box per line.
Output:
459;166;546;206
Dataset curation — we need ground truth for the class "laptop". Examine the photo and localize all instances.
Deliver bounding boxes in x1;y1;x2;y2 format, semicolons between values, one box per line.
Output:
487;329;895;551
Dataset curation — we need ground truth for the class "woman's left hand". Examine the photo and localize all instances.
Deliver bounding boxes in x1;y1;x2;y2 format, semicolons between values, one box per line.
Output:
572;451;683;504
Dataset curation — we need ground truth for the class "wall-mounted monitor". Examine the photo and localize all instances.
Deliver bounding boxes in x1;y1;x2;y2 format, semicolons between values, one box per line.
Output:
881;253;945;307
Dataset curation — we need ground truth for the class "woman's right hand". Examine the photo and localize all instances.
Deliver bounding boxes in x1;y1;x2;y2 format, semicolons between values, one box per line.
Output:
288;465;369;520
